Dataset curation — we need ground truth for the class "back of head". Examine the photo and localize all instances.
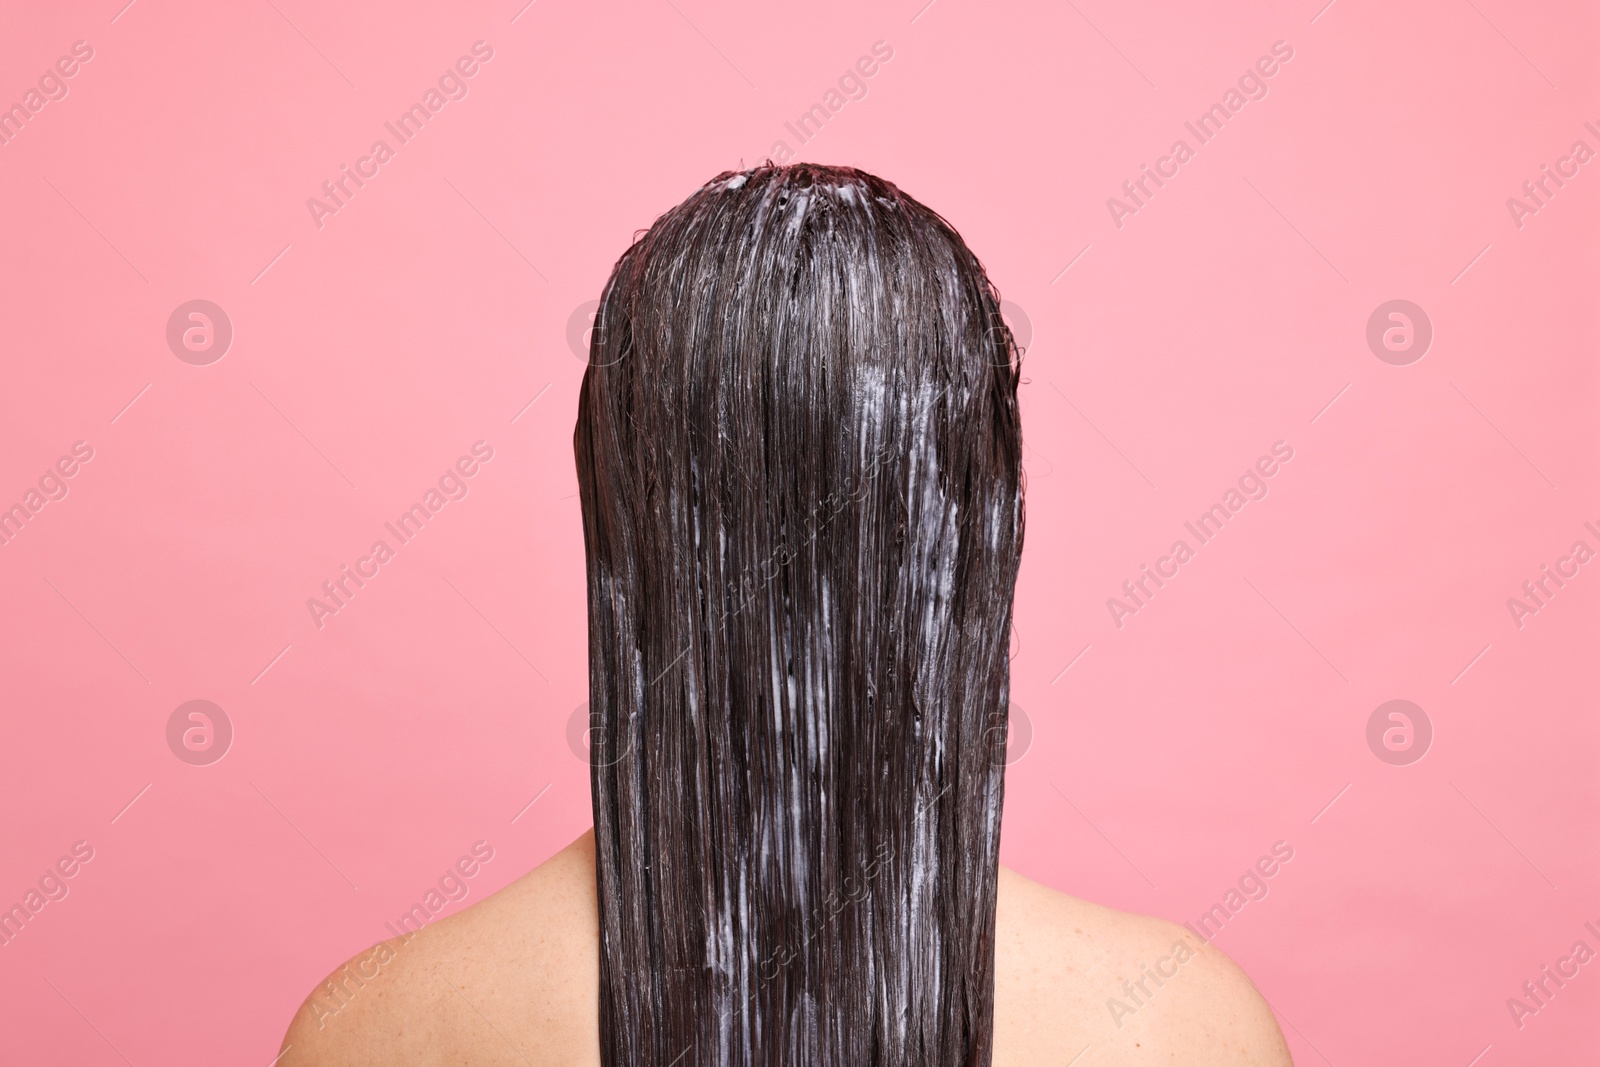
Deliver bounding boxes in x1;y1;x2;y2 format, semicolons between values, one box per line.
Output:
574;162;1025;1066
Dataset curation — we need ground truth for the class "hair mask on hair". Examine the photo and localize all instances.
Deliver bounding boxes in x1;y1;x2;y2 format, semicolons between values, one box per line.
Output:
574;162;1026;1067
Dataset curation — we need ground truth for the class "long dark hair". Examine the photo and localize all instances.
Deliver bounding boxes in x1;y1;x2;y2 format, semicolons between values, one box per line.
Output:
573;162;1025;1066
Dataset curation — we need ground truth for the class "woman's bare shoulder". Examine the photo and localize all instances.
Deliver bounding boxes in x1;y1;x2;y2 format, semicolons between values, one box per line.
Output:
993;866;1293;1066
278;835;1290;1067
277;830;601;1067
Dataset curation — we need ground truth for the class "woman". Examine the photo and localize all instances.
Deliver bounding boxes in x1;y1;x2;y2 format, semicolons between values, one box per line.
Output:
280;163;1292;1066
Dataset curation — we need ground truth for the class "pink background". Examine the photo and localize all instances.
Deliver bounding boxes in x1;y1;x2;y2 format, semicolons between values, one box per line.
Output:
1;0;1596;1063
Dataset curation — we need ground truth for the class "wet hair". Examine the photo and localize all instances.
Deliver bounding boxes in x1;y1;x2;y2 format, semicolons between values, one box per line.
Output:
573;162;1025;1066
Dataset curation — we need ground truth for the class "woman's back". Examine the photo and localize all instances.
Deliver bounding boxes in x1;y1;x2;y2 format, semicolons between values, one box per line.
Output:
279;165;1292;1066
279;830;1291;1066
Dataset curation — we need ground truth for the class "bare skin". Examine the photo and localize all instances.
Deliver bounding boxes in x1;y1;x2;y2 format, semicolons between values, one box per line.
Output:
280;830;1292;1066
